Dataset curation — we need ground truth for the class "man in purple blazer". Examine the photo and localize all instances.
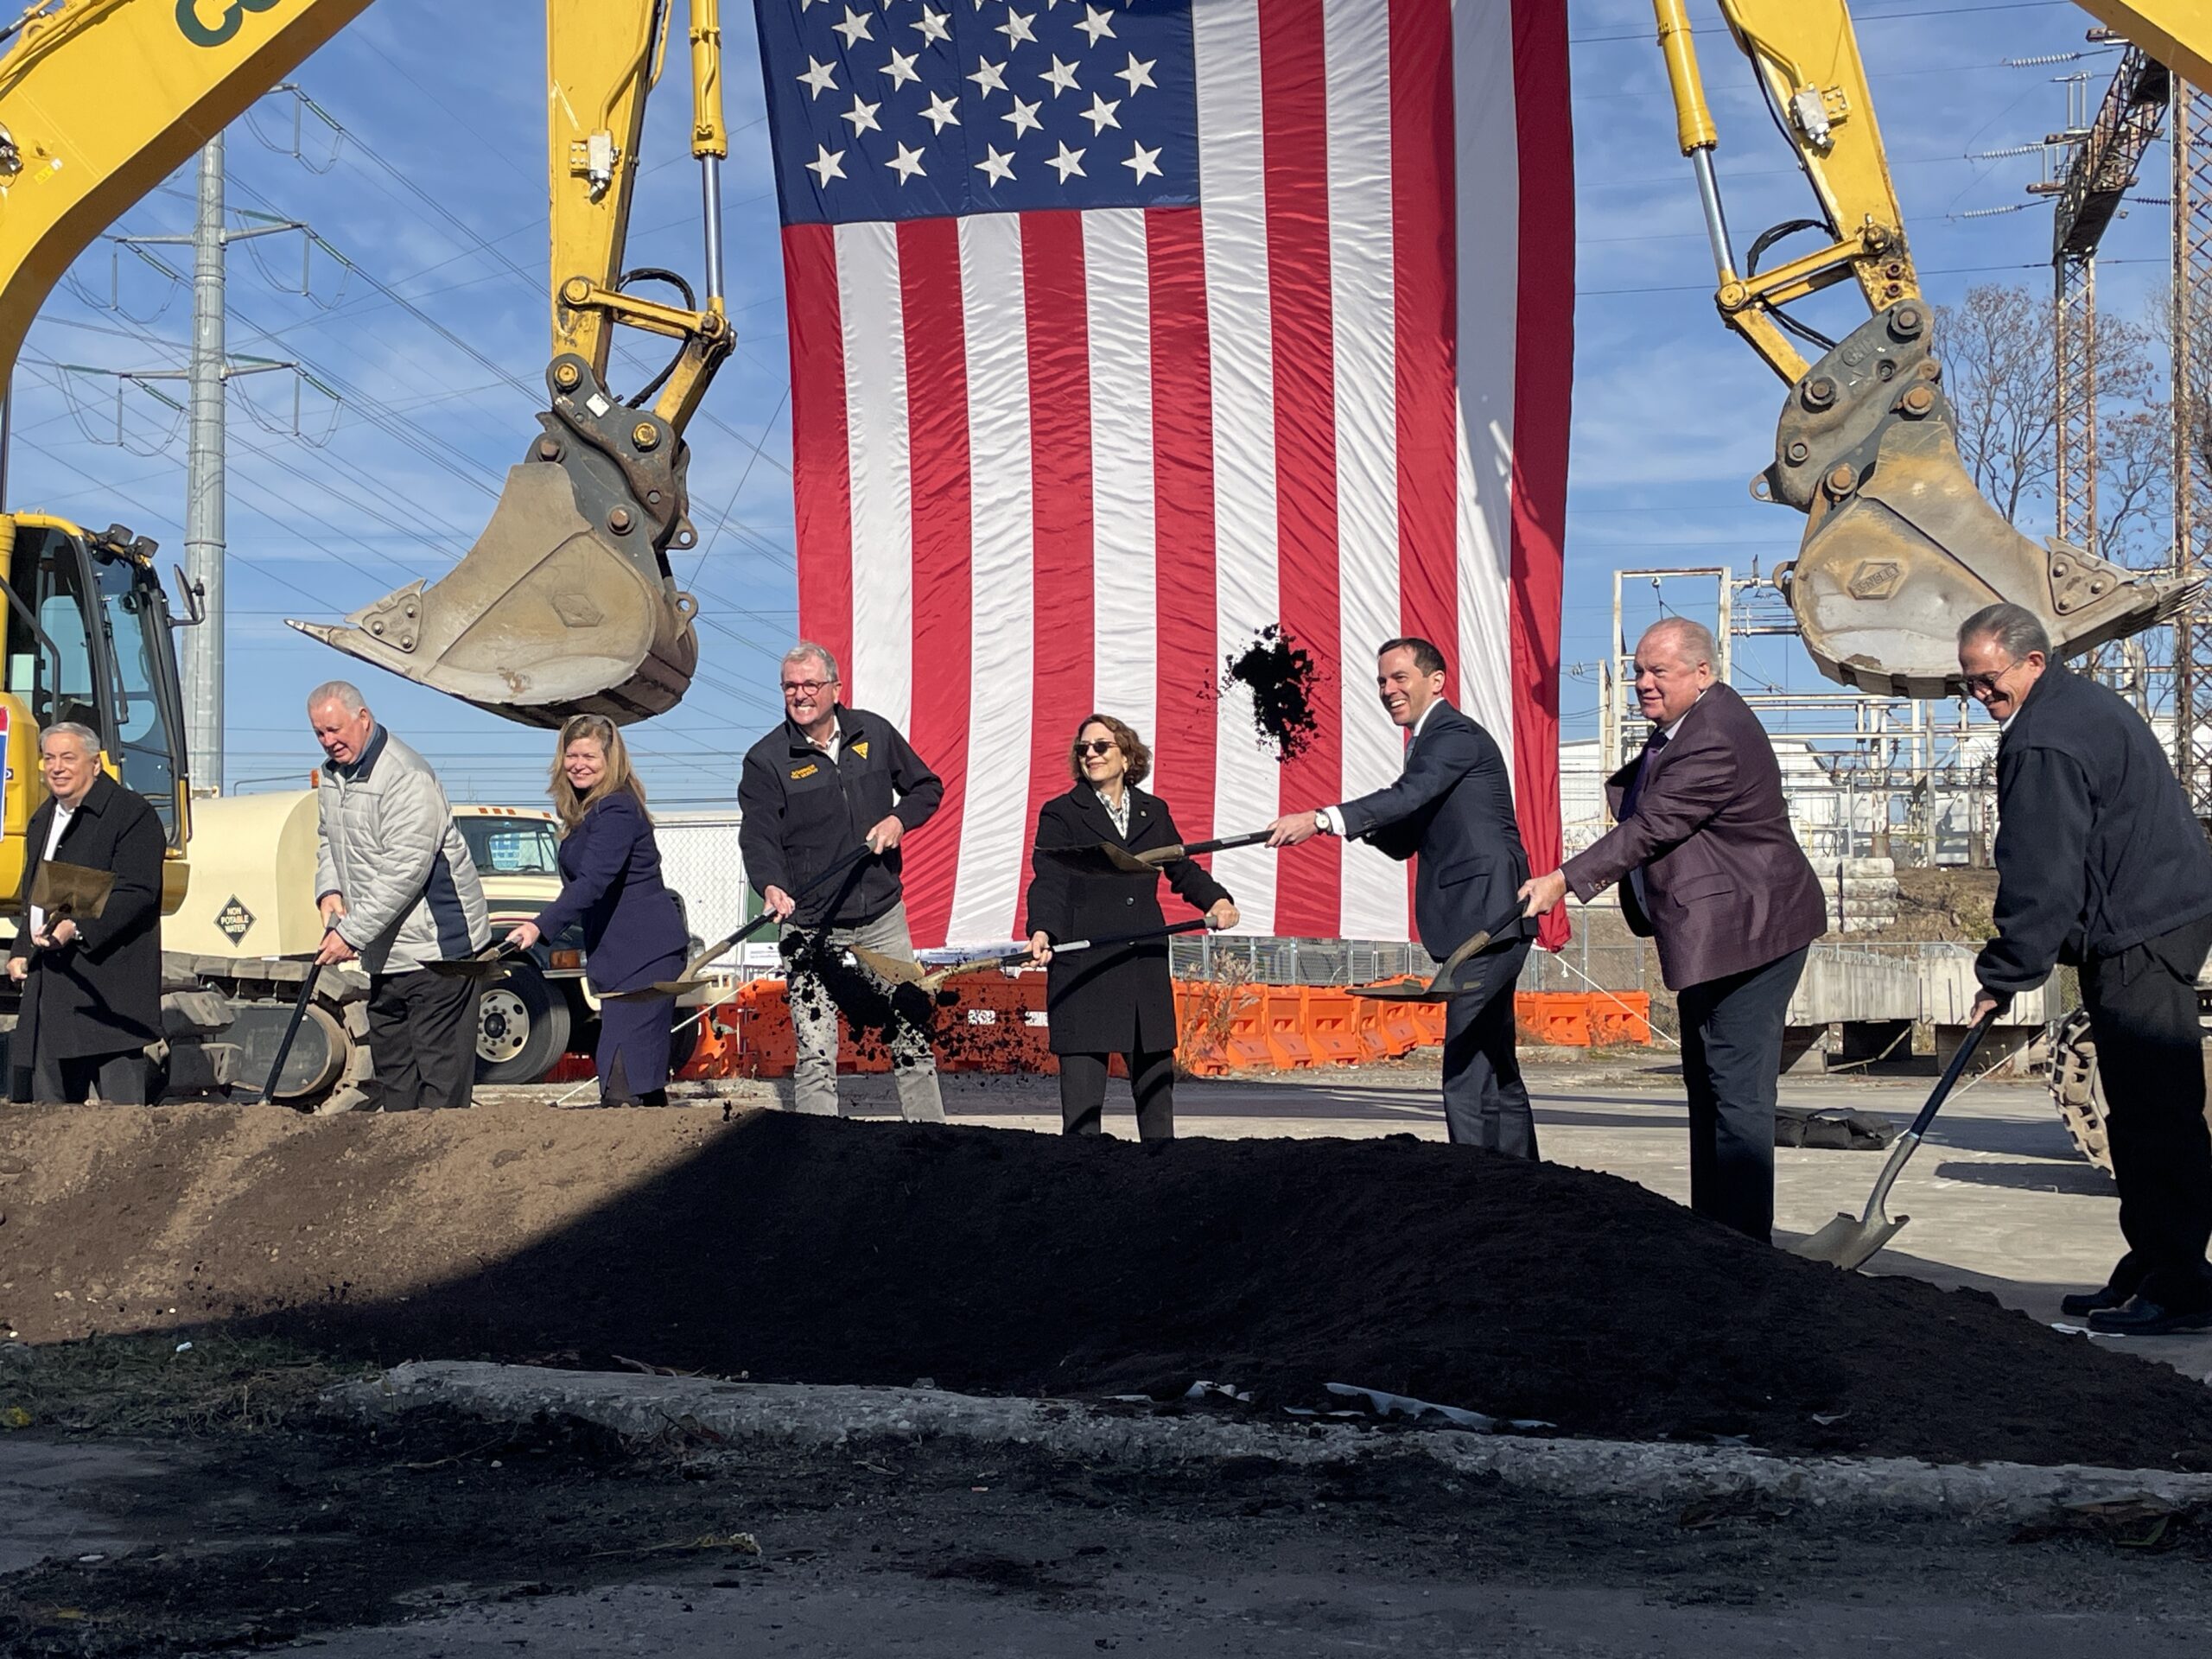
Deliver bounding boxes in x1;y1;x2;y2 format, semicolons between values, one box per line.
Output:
1520;619;1827;1243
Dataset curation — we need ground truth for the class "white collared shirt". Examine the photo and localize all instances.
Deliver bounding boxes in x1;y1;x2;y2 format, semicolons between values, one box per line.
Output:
1314;699;1441;836
27;801;76;940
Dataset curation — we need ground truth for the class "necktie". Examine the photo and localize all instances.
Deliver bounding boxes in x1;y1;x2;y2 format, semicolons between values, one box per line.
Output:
1623;729;1669;912
1622;728;1669;819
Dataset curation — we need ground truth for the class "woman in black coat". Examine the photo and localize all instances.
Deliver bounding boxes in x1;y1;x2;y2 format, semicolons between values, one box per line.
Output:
507;715;688;1107
1025;715;1238;1141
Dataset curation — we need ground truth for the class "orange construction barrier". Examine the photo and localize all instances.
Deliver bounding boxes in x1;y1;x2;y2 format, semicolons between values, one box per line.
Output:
1351;993;1421;1060
1300;989;1367;1065
1586;991;1653;1046
1261;988;1319;1069
1513;990;1659;1047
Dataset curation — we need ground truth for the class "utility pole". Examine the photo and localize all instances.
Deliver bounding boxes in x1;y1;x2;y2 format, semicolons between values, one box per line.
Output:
184;136;226;795
68;140;311;795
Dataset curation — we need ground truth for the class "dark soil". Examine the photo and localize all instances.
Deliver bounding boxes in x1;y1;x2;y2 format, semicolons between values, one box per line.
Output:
1220;625;1322;760
7;1105;2212;1471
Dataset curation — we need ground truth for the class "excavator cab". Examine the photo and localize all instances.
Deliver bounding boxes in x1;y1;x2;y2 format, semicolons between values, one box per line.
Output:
0;515;193;910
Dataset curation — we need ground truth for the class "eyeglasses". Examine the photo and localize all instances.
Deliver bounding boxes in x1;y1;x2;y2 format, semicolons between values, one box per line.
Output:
1077;739;1119;757
781;679;834;696
1960;661;2015;697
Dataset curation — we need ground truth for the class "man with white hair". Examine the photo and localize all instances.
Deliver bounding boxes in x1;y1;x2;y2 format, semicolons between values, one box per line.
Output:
1520;619;1827;1243
1961;602;2212;1335
7;722;165;1103
739;642;945;1121
308;681;490;1112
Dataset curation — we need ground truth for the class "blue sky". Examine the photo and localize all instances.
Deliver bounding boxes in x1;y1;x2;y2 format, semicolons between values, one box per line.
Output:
2;0;2141;801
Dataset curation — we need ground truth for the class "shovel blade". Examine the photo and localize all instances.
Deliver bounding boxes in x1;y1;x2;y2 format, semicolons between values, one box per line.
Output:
1791;1210;1908;1270
849;944;930;985
1351;980;1446;1002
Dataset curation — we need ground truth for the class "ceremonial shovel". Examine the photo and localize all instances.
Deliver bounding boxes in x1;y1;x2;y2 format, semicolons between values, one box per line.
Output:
853;918;1214;994
1033;828;1274;878
1792;1010;1997;1270
1349;899;1533;1002
599;842;874;1001
418;941;525;979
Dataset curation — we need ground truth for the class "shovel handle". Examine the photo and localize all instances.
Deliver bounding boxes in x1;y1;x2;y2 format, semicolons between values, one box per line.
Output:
250;963;322;1105
1053;917;1214;956
687;842;875;976
1177;829;1274;859
1904;1008;1998;1140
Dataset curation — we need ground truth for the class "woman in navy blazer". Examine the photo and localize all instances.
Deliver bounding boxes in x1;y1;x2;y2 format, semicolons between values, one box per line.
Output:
506;715;688;1106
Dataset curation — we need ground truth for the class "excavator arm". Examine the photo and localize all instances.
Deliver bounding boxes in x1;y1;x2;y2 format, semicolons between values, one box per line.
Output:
0;1;733;729
1653;0;2194;697
291;0;734;724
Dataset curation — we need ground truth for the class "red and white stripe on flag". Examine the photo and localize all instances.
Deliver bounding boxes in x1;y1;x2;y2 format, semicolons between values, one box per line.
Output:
776;0;1571;950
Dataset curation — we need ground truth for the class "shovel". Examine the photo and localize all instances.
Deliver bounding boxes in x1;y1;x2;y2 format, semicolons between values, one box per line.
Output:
599;842;874;1001
854;917;1215;993
235;963;322;1107
1350;899;1532;1002
418;941;524;980
1033;828;1274;878
1792;1010;1998;1270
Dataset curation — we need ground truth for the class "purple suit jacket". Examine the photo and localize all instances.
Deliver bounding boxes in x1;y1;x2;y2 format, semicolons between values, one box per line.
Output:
1560;682;1826;991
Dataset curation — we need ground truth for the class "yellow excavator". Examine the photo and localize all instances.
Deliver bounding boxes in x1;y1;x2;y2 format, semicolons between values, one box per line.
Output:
1651;0;2212;698
3;0;730;734
0;0;734;1103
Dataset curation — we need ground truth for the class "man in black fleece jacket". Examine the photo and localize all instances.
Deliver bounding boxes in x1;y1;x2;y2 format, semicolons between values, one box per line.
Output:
1963;603;2212;1334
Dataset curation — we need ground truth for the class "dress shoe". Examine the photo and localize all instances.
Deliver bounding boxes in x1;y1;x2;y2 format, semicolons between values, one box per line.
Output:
2060;1283;2135;1317
2086;1297;2212;1337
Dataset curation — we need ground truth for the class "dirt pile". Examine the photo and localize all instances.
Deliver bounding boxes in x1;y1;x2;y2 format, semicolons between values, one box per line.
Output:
3;1102;2210;1470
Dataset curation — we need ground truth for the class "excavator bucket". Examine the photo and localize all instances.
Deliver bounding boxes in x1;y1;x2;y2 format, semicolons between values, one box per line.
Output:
290;359;701;728
1758;304;2192;700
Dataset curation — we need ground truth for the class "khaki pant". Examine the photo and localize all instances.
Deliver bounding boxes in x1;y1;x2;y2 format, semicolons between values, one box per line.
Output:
782;901;944;1122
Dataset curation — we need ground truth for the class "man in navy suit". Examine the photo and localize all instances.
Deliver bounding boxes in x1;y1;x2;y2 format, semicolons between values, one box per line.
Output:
1269;639;1539;1156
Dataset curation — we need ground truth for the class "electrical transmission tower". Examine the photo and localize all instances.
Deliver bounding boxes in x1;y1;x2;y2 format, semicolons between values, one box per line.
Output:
2172;84;2212;816
2050;45;2171;559
63;136;324;793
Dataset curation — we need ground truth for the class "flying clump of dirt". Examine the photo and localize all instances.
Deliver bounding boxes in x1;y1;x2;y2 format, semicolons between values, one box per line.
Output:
1220;625;1321;760
779;931;940;1069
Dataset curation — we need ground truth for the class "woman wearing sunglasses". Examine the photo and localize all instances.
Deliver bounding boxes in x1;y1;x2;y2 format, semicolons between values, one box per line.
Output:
1025;715;1239;1141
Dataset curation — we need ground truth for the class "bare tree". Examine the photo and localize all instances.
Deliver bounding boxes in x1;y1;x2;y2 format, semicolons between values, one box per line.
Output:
1934;282;2163;550
1936;283;2059;525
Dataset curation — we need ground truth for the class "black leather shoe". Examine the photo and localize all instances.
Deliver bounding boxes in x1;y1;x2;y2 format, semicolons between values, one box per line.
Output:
2060;1283;2135;1317
2086;1297;2212;1337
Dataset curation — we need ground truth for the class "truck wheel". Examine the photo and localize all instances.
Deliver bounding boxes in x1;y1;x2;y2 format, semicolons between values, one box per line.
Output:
477;959;572;1084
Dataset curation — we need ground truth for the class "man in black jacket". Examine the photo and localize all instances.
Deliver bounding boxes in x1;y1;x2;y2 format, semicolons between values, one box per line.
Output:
1963;603;2212;1335
740;642;946;1121
7;723;164;1103
1268;638;1538;1155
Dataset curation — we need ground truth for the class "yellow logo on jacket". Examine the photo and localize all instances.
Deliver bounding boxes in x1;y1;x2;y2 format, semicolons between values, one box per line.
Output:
850;739;870;759
791;763;819;779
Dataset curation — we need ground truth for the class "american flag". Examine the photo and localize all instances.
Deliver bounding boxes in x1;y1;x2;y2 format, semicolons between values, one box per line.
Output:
755;0;1571;950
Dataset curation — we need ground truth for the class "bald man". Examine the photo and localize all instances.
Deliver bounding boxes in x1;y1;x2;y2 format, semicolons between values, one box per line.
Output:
1520;620;1826;1243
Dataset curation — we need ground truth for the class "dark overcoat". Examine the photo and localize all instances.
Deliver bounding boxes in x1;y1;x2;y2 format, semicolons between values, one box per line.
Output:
1025;785;1231;1056
1560;682;1827;991
1334;701;1537;960
9;774;164;1064
527;791;689;995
